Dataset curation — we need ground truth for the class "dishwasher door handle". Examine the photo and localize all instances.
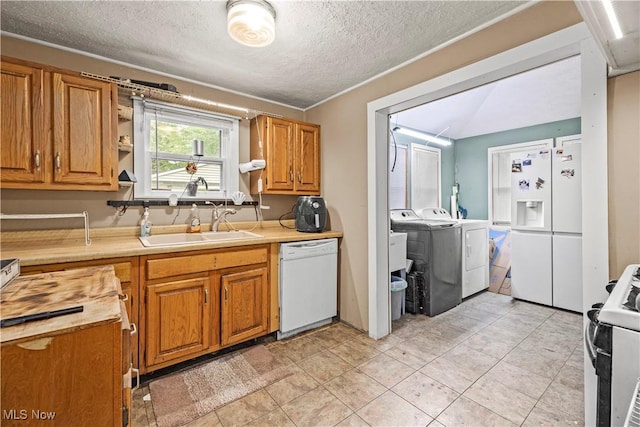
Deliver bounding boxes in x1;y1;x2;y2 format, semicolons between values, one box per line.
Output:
287;241;332;249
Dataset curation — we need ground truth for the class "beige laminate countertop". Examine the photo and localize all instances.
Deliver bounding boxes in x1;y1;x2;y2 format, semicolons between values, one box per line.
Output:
0;222;343;266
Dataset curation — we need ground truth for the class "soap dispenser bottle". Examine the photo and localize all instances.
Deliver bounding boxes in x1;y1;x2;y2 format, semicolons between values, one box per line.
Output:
188;204;201;233
140;207;152;237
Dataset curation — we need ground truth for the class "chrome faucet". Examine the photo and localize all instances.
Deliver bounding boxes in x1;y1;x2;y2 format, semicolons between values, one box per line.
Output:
211;204;236;232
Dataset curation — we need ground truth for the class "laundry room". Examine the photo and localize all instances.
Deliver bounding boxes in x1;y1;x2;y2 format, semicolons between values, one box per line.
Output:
388;54;582;318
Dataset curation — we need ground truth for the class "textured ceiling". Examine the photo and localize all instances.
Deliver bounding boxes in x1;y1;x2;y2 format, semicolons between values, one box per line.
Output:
0;0;528;109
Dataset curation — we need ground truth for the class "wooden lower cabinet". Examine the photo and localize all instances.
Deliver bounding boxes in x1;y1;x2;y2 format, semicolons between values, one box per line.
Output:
14;244;273;375
221;267;269;346
1;266;129;427
145;276;212;367
21;257;140;370
2;323;126;426
140;245;271;373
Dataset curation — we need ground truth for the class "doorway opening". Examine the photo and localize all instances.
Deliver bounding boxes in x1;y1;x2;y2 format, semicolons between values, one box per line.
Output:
367;23;608;344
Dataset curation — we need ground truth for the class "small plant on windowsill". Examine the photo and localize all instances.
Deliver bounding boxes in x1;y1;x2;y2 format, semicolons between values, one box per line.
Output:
185;161;208;197
186;177;208;197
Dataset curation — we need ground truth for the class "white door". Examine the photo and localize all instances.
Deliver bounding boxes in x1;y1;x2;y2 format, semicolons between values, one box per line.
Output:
511;230;552;305
552;234;583;312
411;144;441;211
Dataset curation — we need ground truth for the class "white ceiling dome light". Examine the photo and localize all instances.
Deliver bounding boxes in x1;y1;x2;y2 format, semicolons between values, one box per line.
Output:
226;0;276;47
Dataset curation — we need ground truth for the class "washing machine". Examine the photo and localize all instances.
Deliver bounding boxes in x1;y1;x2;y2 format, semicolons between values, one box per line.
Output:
419;208;489;299
390;209;462;316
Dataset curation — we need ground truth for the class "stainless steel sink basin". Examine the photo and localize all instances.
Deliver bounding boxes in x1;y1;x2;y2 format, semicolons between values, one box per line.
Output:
139;231;262;247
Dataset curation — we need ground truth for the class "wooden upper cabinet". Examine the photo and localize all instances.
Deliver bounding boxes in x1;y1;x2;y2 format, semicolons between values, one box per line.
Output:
0;56;117;191
52;73;116;187
266;117;294;191
250;115;321;195
0;61;46;183
294;123;321;193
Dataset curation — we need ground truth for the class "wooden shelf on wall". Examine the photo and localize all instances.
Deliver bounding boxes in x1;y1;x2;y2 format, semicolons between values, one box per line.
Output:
106;199;258;208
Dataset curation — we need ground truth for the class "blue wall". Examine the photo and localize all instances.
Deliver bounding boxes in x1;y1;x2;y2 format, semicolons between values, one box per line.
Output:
453;117;581;219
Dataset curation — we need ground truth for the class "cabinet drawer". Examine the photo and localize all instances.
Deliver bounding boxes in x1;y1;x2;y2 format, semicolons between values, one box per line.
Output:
146;247;268;280
214;247;268;270
22;259;132;283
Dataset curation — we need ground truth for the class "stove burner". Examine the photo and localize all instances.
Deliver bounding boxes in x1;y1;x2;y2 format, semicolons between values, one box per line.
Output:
624;284;640;312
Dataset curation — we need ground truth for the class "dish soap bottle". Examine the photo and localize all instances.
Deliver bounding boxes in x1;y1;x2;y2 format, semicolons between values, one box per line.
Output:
188;204;201;233
140;207;152;237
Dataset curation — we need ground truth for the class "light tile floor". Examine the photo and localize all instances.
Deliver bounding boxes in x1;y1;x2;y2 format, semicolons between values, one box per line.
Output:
132;291;585;427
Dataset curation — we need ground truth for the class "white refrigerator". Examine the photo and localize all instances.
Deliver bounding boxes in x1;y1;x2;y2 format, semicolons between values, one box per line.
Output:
551;135;582;312
510;135;582;312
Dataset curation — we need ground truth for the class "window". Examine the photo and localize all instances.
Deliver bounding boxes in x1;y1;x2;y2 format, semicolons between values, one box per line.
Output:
133;98;239;199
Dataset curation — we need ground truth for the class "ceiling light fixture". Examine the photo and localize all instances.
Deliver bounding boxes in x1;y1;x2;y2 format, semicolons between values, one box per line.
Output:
601;0;623;39
226;0;276;47
394;126;452;147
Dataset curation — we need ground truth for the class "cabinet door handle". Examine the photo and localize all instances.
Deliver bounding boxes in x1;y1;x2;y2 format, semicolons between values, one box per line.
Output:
204;288;208;304
34;150;40;169
298;171;302;183
129;323;137;336
119;293;129;302
289;167;293;182
55;152;61;170
224;287;229;301
131;366;140;391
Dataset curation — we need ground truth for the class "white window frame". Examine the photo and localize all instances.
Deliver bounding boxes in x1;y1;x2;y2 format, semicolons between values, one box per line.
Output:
487;139;552;226
133;97;239;200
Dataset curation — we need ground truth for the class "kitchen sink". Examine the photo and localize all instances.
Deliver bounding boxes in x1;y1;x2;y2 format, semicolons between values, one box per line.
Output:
139;231;263;247
202;231;262;241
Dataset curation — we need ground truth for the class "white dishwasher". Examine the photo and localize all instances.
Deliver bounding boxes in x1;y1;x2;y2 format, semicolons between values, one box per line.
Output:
278;238;338;339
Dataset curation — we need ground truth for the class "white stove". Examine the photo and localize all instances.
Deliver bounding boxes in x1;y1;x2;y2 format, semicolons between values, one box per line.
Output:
599;264;640;332
587;264;640;426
